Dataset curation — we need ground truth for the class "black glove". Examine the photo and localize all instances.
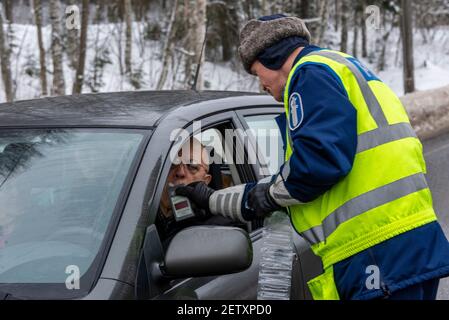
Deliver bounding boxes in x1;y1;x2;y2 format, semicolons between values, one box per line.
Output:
247;182;282;218
174;181;215;215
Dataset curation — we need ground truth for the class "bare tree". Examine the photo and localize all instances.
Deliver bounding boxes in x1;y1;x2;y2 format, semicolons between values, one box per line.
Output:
180;0;207;89
316;0;329;46
66;0;79;69
340;0;349;52
209;2;237;62
400;0;415;93
49;0;66;96
2;0;12;23
301;0;309;18
85;2;112;93
124;0;133;75
361;0;368;58
334;0;340;31
377;10;396;72
191;0;206;89
156;0;179;90
353;3;362;57
3;0;12;43
32;0;48;96
73;0;90;94
0;4;13;101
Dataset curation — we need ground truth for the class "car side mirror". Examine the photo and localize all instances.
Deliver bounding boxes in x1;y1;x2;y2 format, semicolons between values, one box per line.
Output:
162;226;253;278
135;225;253;299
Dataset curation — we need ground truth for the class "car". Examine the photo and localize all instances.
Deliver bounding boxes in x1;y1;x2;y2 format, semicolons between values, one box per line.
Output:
0;90;322;300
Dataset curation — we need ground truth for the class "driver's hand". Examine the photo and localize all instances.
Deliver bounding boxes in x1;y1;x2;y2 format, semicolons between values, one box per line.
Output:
174;181;215;214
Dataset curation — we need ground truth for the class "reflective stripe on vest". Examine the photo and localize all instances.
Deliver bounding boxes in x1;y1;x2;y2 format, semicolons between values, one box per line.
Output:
300;172;429;245
284;49;437;269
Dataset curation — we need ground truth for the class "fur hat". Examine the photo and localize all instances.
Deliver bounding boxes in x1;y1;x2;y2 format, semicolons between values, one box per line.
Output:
238;16;311;74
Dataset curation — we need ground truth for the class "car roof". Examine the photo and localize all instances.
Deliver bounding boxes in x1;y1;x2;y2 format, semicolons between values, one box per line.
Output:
0;90;276;128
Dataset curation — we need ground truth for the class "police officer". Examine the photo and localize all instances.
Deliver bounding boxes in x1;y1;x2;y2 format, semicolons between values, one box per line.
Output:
175;14;449;300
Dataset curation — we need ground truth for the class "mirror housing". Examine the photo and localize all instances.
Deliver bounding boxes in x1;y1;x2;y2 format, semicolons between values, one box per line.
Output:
162;226;253;278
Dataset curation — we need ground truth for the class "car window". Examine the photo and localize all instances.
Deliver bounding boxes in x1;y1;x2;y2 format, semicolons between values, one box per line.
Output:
0;129;144;284
155;122;250;249
195;128;238;188
244;114;284;175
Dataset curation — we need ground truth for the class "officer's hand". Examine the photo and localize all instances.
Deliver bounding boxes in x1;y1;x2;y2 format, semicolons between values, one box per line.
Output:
247;182;282;218
174;181;215;214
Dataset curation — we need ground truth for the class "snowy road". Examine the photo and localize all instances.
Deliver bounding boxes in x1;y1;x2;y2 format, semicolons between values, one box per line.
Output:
423;131;449;300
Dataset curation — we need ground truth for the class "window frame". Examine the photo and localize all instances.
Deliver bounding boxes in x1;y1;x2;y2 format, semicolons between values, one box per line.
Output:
235;106;284;179
148;111;257;232
147;110;271;298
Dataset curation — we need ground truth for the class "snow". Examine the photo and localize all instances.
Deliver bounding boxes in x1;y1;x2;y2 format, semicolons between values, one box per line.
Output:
359;26;449;96
0;22;448;103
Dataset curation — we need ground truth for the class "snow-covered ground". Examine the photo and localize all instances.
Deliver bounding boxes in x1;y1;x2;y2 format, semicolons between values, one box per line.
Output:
0;22;448;103
361;26;449;96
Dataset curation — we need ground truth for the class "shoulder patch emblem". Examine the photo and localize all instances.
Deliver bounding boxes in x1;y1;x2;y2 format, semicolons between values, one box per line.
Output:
288;92;304;131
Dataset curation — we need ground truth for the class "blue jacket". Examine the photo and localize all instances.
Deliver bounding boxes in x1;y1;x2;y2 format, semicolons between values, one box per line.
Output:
244;45;449;299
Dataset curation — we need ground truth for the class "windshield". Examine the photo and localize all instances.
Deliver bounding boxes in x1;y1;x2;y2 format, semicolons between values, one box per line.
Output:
0;129;144;292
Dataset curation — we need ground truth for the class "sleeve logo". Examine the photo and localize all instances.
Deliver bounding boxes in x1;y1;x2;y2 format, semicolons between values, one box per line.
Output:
288;92;304;131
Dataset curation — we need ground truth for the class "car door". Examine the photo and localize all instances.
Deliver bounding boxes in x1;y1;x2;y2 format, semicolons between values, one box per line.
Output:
146;106;322;300
235;107;324;300
149;111;262;300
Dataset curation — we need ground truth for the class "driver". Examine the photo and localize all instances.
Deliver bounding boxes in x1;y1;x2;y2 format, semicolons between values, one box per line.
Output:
156;138;240;247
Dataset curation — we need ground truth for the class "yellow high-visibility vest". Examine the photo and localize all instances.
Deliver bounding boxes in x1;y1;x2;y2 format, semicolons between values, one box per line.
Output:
284;50;437;300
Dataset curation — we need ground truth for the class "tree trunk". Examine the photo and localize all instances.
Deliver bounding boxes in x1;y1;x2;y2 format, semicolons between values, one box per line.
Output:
181;0;207;89
316;0;329;46
157;0;179;90
124;0;133;75
227;0;244;40
340;0;348;53
191;0;206;90
3;0;12;23
182;0;195;88
0;5;13;102
49;0;66;96
33;0;48;96
212;2;232;62
66;0;79;69
73;0;90;94
361;0;368;58
334;0;339;31
377;23;394;72
301;0;309;18
352;6;359;57
400;0;415;94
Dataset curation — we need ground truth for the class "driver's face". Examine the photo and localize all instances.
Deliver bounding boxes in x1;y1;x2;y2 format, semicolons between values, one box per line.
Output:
167;141;211;186
167;162;210;186
160;143;212;215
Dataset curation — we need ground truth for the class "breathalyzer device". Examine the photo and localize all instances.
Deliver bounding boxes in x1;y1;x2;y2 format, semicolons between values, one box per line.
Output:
168;186;195;222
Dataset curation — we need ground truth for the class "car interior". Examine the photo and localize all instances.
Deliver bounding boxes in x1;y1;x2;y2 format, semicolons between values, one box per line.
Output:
154;120;264;250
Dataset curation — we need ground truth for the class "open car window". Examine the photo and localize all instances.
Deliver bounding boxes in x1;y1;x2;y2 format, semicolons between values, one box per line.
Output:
155;122;250;248
195;128;240;188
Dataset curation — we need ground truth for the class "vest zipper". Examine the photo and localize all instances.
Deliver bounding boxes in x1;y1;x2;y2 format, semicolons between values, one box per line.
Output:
367;248;392;298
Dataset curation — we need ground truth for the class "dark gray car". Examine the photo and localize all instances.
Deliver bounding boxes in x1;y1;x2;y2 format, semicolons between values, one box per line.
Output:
0;91;322;300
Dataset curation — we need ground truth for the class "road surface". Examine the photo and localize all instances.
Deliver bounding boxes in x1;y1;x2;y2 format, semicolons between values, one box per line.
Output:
423;131;449;300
